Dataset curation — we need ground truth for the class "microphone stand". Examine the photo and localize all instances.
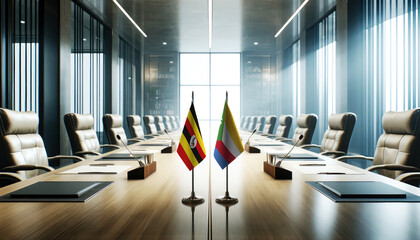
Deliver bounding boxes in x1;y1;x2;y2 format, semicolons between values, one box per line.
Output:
117;135;145;167
245;129;260;153
274;135;303;167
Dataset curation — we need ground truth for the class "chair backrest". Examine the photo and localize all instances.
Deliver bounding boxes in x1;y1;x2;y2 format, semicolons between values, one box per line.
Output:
103;114;127;146
143;115;158;134
255;116;266;132
127;115;145;138
262;116;277;134
163;116;172;131
320;113;357;154
276;115;293;138
170;116;177;130
64;113;100;154
154;116;165;132
291;114;317;146
0;108;48;179
248;116;258;131
373;109;420;178
175;116;180;129
240;116;246;129
244;116;251;129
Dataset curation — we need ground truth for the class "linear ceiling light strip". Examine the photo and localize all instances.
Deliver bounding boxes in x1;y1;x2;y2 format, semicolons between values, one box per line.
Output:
112;0;147;37
274;0;309;38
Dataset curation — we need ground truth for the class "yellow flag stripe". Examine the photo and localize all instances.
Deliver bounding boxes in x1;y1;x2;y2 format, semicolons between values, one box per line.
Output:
179;134;199;167
187;112;206;155
224;103;244;152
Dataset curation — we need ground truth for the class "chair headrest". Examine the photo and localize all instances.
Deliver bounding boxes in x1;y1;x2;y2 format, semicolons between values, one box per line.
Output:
265;115;277;125
128;115;141;125
382;109;420;135
0;108;38;135
144;115;155;124
155;116;163;123
257;116;264;123
72;113;94;130
328;113;356;130
279;115;292;126
297;114;317;128
104;114;123;128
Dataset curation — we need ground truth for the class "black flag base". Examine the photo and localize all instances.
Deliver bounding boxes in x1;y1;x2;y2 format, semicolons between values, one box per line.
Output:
216;191;238;205
182;191;205;205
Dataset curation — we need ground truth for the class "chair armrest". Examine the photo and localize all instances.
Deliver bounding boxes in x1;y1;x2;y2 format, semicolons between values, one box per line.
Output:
366;164;420;173
2;165;54;173
100;144;121;150
395;172;420;183
74;150;101;158
0;172;24;184
300;144;321;149
335;155;374;162
319;150;347;158
48;155;84;165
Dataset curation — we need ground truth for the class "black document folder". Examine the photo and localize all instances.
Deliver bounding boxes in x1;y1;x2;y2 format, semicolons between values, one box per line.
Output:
10;181;101;198
318;181;407;198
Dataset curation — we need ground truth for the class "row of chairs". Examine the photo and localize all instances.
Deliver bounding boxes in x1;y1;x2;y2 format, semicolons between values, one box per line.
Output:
142;115;180;135
242;110;420;185
0;108;179;187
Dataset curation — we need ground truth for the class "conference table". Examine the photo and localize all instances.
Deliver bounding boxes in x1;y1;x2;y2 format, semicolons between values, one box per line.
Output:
0;131;419;239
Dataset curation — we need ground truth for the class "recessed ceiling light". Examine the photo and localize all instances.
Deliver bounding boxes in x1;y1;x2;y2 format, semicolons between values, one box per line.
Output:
83;38;87;42
162;42;167;45
253;42;259;45
112;0;147;37
275;0;309;37
169;61;174;64
248;61;252;64
20;20;25;24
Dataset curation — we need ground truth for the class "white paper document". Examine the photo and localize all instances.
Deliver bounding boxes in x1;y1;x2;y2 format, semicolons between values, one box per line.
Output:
297;165;362;175
59;165;133;174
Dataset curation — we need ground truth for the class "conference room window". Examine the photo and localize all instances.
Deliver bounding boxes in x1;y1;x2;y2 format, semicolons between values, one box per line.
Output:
180;53;240;151
119;38;140;131
70;2;106;139
315;11;336;143
365;0;419;150
282;40;301;123
4;0;39;112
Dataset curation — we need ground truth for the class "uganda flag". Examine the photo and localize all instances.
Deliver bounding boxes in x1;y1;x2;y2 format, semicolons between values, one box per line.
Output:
214;101;244;169
177;102;206;170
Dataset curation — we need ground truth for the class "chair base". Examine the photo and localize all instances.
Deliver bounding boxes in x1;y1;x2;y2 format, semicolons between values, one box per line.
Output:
127;161;157;179
263;161;292;180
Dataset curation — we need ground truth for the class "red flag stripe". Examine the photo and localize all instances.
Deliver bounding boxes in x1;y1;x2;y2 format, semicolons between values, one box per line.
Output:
177;145;194;170
215;141;236;163
185;118;194;137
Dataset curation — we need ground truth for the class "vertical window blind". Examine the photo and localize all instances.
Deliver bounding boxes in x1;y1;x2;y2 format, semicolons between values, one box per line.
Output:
365;0;419;153
316;11;336;141
119;38;140;129
7;0;39;112
70;2;105;137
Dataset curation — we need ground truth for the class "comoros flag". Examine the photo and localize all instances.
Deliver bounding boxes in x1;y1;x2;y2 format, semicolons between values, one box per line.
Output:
214;101;244;169
177;102;206;170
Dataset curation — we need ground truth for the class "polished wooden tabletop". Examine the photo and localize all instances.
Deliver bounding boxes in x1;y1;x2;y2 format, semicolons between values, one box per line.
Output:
0;132;419;239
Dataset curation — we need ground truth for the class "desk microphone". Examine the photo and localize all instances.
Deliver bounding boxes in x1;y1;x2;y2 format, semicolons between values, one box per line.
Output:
246;129;257;144
164;129;174;144
275;135;303;167
117;135;145;167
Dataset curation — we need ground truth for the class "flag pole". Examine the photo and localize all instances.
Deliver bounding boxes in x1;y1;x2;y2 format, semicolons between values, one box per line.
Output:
182;91;204;205
216;91;238;204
